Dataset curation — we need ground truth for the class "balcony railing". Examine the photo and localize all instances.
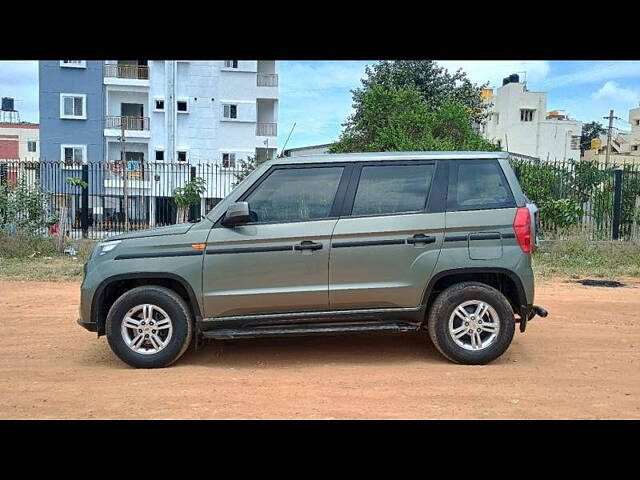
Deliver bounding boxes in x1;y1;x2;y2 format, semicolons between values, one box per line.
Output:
104;63;149;80
257;73;278;87
256;123;277;136
105;116;150;131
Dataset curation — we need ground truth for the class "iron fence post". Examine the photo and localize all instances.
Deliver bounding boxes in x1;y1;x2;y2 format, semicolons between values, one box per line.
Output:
189;166;198;222
612;169;623;240
81;164;89;239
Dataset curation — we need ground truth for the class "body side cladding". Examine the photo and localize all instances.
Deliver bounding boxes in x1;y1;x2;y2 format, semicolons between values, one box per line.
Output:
114;251;203;260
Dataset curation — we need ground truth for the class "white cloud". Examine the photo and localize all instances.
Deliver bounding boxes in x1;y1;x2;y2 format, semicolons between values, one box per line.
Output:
592;81;639;103
541;62;640;89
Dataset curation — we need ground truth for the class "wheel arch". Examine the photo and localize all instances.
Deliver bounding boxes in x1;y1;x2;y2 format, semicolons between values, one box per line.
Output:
423;267;528;320
92;272;201;336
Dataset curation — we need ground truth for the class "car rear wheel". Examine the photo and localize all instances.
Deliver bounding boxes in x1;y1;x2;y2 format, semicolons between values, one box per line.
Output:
427;282;515;365
106;286;193;368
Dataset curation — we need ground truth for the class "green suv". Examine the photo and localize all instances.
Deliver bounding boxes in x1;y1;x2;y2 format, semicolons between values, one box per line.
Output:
78;151;547;368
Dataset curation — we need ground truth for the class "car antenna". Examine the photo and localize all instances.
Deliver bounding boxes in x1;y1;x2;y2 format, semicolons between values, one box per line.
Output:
278;122;296;157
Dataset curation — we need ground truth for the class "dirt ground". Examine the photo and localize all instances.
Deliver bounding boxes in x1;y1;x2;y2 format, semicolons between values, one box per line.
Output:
0;278;638;419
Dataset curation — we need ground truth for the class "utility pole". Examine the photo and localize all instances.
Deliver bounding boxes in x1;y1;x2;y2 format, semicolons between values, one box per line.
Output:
603;110;621;167
120;119;129;231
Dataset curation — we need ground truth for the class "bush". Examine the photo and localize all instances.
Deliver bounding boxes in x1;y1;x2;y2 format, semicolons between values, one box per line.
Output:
0;177;57;235
0;231;59;258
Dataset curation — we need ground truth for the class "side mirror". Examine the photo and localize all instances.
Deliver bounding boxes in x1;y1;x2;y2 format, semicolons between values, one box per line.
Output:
222;201;251;227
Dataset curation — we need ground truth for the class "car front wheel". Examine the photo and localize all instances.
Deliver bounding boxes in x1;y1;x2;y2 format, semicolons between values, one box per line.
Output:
105;286;193;369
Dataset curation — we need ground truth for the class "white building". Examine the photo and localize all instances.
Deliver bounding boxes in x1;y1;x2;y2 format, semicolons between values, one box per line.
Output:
481;76;582;161
103;60;278;165
101;60;278;215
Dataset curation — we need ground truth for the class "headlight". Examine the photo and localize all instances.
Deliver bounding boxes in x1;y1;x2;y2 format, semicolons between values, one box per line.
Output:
93;240;122;258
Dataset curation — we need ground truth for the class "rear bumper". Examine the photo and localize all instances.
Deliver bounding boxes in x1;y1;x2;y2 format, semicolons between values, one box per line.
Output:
77;318;98;332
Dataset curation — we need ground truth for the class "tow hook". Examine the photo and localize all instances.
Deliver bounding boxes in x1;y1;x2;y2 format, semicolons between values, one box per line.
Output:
519;305;548;333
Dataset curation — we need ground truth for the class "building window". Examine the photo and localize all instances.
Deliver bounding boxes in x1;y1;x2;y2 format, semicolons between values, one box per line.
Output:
177;151;187;162
177;100;188;113
61;144;86;167
632;145;639;151
570;135;581;150
27;141;37;153
223;104;237;119
222;153;236;168
520;109;535;122
494;113;499;125
60;60;86;68
635;120;640;126
60;93;86;120
154;99;165;111
224;60;239;69
155;150;164;161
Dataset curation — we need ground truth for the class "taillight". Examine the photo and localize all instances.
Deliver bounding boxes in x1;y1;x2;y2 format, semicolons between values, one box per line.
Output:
513;207;532;254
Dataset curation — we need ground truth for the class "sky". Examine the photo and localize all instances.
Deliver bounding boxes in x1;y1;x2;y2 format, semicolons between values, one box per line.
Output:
2;60;639;150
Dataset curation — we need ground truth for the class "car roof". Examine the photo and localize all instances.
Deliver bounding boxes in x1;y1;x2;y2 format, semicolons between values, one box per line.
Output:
271;151;509;165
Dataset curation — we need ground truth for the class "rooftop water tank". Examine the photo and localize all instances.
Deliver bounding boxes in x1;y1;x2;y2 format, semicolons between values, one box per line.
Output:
1;97;15;111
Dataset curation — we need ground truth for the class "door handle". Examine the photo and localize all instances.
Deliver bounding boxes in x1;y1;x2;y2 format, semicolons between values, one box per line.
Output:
407;234;436;244
294;240;323;251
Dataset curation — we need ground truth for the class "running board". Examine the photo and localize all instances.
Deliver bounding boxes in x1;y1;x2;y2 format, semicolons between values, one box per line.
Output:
201;322;420;340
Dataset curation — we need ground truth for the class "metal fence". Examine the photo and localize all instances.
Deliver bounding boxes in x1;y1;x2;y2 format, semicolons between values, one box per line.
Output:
509;156;640;240
0;160;246;240
2;156;640;242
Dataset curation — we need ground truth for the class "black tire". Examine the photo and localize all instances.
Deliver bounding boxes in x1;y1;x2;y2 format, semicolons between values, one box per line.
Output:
106;286;193;369
427;282;515;365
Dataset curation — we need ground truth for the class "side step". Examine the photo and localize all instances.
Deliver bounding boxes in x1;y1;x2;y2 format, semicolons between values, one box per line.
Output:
201;322;420;340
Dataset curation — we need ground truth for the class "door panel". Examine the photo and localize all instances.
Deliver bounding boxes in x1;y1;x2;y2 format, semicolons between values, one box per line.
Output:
202;164;349;319
203;220;337;318
329;213;445;309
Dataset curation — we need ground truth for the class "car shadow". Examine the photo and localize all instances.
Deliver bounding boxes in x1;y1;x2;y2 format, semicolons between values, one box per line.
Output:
176;331;444;369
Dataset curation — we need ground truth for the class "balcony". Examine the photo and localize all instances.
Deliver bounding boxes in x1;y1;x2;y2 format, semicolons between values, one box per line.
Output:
106;116;149;131
257;73;278;87
104;64;149;80
256;123;277;137
104;116;150;139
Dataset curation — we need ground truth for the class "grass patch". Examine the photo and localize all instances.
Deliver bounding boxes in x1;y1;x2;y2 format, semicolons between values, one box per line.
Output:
533;237;640;279
0;256;85;281
0;232;95;281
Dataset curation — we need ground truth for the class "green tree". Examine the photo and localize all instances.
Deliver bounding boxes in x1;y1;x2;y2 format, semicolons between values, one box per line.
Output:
580;121;606;153
172;177;206;224
347;60;490;129
330;85;499;153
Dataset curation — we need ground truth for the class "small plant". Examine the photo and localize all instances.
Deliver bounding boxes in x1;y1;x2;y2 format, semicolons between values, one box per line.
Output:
233;156;259;186
65;176;88;189
173;177;206;223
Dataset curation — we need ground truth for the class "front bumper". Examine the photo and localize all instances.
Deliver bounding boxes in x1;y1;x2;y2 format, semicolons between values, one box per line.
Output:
77;318;97;332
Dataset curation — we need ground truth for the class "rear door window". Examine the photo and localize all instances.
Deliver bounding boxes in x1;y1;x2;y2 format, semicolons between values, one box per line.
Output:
350;163;435;216
447;160;515;211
